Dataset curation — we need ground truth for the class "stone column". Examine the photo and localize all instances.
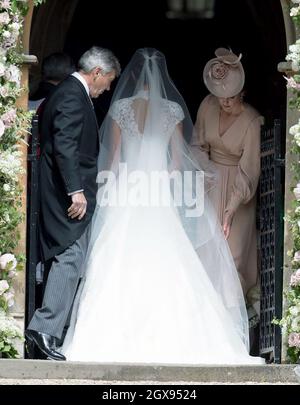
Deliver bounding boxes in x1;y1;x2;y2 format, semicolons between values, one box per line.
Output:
279;0;298;363
11;0;37;358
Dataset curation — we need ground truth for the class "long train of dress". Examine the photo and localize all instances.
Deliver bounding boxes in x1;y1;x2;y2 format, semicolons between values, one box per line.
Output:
62;200;264;365
61;92;264;365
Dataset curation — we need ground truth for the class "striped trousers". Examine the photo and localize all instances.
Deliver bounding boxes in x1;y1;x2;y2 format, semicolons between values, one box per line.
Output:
28;225;90;340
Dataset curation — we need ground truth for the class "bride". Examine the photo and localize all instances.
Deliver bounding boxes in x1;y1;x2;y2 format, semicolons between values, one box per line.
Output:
61;48;264;365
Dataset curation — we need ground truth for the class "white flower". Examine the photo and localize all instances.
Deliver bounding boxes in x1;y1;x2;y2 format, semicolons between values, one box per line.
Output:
292;0;300;4
4;212;10;223
9;22;21;40
282;324;287;337
4;65;20;86
0;11;10;25
0;84;9;98
1;108;16;128
3;291;14;307
291;316;300;332
286;45;300;71
0;0;12;9
0;84;18;99
9;28;20;42
288;332;300;348
289;122;300;136
284;75;300;90
290;6;300;17
292;60;300;72
295;133;300;147
291;269;300;287
0;149;24;181
290;305;300;317
2;30;11;39
10;22;20;32
0;279;9;295
293;183;300;201
0;310;24;357
0;47;7;58
0;253;17;270
3;183;10;192
0;62;5;77
2;37;15;49
12;13;19;24
0;119;5;138
293;251;300;262
289;44;300;53
7;270;17;279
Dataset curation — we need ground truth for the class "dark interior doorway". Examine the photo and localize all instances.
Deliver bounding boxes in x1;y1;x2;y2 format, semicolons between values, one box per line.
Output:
30;0;287;125
60;0;287;124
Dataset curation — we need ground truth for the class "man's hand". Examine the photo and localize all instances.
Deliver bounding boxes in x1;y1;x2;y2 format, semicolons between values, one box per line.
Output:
223;212;233;240
68;192;87;220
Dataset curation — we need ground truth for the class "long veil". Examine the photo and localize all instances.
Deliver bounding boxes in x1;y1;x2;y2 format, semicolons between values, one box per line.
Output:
65;48;250;353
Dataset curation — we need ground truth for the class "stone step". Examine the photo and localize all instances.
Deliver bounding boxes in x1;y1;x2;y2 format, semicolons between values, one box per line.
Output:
0;379;298;385
0;360;299;384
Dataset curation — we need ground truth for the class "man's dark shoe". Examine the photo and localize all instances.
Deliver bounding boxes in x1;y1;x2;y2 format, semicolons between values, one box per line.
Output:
25;329;66;361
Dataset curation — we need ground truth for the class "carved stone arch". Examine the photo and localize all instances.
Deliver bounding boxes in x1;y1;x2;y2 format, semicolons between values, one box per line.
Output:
280;0;297;47
29;0;79;93
18;0;298;361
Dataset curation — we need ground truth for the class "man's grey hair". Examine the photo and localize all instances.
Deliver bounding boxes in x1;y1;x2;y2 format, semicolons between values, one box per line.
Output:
78;46;121;76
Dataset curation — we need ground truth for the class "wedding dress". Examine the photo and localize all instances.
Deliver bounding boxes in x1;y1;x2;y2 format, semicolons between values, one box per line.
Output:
61;49;264;365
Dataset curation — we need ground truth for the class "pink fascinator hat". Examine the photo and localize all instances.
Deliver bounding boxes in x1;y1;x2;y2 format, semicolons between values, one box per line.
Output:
203;48;245;98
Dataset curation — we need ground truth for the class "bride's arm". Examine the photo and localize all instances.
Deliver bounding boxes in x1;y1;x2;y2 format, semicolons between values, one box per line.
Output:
169;122;183;172
106;120;121;171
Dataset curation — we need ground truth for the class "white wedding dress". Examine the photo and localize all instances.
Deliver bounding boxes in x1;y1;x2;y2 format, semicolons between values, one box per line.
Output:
61;92;264;365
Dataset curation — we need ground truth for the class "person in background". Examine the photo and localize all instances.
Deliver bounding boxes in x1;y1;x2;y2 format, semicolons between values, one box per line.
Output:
28;52;75;112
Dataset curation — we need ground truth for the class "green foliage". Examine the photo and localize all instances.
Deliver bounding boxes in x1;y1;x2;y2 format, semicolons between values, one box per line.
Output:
0;0;41;359
274;1;300;364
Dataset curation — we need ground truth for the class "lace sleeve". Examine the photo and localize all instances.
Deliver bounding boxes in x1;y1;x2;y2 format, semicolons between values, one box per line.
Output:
109;100;122;125
172;102;185;125
108;99;134;132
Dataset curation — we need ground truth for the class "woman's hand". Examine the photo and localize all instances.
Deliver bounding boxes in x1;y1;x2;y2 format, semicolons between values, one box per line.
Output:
223;212;233;240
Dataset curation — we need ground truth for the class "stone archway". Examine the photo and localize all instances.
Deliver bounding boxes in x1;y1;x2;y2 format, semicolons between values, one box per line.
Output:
18;0;297;360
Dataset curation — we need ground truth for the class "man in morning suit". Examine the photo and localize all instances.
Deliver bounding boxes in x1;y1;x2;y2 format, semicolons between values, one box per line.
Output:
25;47;121;360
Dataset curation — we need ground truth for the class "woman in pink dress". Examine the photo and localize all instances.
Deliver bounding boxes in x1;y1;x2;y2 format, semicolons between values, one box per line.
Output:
191;48;263;298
